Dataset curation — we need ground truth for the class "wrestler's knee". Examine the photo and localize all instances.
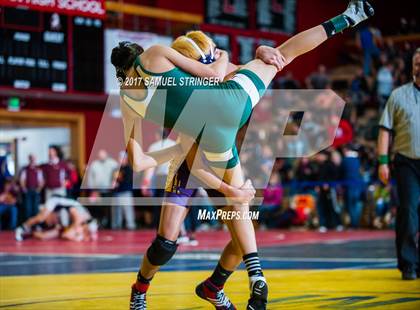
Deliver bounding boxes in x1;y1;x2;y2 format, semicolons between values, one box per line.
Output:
146;234;178;266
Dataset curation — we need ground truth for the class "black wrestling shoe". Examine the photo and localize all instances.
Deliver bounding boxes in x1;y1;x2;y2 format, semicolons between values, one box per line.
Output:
402;269;417;281
130;285;147;310
195;279;236;310
247;278;268;310
343;0;375;27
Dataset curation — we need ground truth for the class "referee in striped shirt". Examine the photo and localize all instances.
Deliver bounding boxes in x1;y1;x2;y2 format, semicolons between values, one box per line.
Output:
377;48;420;280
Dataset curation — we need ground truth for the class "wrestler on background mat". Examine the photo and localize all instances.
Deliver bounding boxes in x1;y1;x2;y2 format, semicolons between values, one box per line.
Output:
15;196;98;242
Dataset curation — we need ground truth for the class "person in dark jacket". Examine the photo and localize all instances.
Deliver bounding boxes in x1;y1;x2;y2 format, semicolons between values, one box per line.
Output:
341;145;364;228
315;151;342;232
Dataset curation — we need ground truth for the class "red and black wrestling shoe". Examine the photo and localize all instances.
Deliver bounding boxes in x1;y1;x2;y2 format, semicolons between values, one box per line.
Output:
195;279;236;310
130;284;147;310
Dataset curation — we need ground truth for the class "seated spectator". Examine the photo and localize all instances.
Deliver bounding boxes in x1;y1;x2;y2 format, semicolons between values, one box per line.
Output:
0;179;18;230
295;158;316;183
259;173;283;229
290;194;316;226
372;183;392;229
330;116;354;148
15;196;97;242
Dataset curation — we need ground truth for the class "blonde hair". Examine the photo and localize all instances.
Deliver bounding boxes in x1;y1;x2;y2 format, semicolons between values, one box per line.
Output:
171;31;215;60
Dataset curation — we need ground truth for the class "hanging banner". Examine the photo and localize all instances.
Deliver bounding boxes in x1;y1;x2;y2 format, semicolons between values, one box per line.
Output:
0;0;106;19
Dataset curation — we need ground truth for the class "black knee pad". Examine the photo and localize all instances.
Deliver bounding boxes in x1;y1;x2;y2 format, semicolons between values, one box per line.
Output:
146;235;178;266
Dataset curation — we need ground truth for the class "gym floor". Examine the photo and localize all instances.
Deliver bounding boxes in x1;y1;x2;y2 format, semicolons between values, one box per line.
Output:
1;230;419;309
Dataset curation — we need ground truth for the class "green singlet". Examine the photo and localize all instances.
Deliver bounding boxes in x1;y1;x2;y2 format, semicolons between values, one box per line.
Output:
121;56;266;168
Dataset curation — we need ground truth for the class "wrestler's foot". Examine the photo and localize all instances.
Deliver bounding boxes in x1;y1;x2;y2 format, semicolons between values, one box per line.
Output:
15;225;31;241
247;277;268;310
130;285;147;310
195;279;236;310
343;0;375;27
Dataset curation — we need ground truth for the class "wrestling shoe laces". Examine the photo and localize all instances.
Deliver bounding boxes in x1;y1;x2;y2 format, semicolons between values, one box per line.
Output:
130;286;147;310
247;277;268;310
195;280;236;310
343;0;375;26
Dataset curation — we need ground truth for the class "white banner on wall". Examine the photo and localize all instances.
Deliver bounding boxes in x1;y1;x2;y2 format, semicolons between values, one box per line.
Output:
104;29;172;94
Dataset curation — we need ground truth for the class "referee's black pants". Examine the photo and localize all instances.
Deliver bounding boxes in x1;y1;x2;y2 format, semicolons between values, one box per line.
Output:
394;153;420;272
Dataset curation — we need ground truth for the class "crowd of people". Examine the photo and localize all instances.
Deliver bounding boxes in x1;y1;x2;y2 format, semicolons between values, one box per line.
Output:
1;25;417;237
0;146;80;231
249;27;418;232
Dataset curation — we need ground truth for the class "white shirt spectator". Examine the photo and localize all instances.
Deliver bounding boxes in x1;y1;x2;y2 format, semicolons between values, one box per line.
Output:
147;138;176;176
87;157;118;189
377;66;394;97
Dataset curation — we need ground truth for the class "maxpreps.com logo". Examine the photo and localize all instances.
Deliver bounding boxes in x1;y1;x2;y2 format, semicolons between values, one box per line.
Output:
197;209;259;221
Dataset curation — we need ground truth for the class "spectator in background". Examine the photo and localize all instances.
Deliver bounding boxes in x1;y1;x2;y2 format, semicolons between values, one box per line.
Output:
0;179;18;230
87;149;118;193
315;151;342;233
277;71;300;89
0;148;13;191
260;145;275;177
357;24;381;75
259;173;283;229
142;130;176;227
305;64;330;89
401;42;415;75
342;145;364;228
19;154;44;220
376;55;394;109
296;157;316;183
112;152;136;230
349;67;370;109
300;111;326;151
65;160;80;199
383;38;397;60
285;122;309;157
330;115;354;148
294;157;317;194
42;146;67;200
